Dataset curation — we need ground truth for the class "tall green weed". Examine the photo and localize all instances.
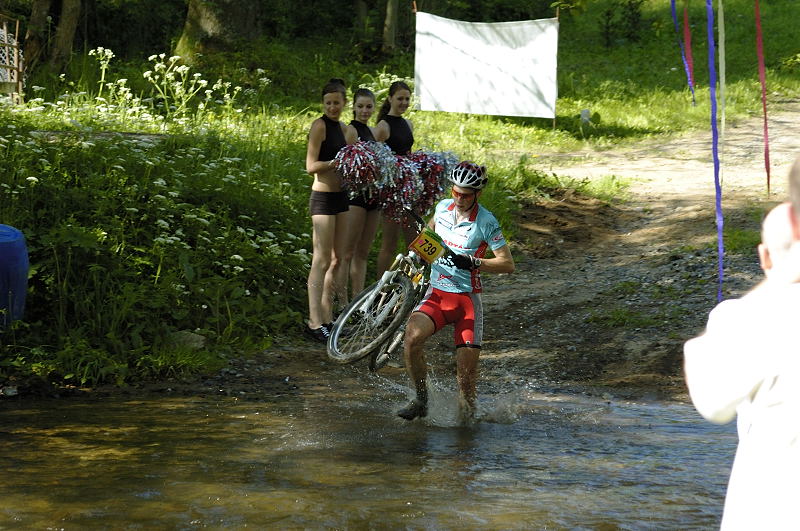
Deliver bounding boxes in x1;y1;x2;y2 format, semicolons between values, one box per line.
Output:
2;0;799;387
0;101;310;386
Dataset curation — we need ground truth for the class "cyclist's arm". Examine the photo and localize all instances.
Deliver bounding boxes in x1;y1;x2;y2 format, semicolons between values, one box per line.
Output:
479;244;514;274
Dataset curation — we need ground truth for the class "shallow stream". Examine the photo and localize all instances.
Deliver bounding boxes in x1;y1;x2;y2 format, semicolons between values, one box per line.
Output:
1;364;736;529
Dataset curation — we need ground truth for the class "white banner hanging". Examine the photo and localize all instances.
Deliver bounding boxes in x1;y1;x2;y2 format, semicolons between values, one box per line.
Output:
414;12;558;118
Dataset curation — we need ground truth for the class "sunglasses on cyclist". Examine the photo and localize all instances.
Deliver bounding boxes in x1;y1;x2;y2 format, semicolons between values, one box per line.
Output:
451;187;476;200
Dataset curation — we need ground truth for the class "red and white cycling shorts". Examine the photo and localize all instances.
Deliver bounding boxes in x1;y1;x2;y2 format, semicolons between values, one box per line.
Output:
414;286;483;349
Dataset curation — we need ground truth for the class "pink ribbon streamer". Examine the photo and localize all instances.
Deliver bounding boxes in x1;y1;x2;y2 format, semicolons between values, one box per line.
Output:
683;3;695;89
754;0;771;194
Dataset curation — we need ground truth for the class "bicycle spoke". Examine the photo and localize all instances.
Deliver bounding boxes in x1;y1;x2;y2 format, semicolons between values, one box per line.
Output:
327;276;416;363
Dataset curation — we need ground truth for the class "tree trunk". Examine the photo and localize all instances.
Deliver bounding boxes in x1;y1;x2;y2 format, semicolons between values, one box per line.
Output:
382;0;398;53
23;0;52;70
175;0;264;62
355;0;368;38
48;0;81;72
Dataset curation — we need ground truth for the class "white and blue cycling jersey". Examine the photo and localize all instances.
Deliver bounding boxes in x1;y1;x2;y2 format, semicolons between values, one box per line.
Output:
430;198;507;294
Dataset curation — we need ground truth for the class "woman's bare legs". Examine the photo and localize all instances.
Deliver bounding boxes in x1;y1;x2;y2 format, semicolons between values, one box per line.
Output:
350;208;381;294
376;216;400;277
322;210;350;320
334;206;366;308
308;214;336;328
377;213;421;276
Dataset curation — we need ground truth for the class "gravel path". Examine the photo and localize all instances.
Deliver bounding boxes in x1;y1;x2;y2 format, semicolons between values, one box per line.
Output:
478;99;800;401
38;101;798;403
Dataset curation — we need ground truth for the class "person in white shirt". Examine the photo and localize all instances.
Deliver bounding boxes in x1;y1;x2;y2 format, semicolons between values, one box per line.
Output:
685;166;800;530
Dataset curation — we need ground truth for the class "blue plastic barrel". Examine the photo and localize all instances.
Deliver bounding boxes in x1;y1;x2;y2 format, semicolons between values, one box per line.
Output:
0;224;29;328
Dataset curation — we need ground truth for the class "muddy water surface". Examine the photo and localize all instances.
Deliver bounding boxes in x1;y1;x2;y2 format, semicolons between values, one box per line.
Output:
1;367;735;529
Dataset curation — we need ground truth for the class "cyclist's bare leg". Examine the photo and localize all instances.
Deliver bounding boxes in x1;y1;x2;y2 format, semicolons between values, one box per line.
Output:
456;346;480;421
398;311;436;420
334;205;366;307
322;210;349;320
308;214;336;328
350;208;380;295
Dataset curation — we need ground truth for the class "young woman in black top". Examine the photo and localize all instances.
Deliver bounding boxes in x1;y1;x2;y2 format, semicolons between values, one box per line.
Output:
304;78;357;342
335;88;381;305
374;80;417;276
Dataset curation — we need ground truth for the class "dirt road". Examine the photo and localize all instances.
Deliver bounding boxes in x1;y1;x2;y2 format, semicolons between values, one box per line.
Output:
477;100;799;401
70;101;798;404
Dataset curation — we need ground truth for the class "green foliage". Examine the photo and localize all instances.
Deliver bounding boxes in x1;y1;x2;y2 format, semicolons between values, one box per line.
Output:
600;0;646;46
0;78;311;386
723;227;761;256
3;0;799;388
611;280;642;296
587;307;659;328
576;174;631;203
136;346;227;381
356;69;414;105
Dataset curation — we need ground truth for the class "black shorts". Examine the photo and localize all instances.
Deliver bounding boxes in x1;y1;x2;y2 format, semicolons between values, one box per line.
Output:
349;191;380;211
309;190;349;216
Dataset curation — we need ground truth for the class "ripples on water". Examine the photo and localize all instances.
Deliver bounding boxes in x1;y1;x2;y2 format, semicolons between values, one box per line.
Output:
0;368;736;529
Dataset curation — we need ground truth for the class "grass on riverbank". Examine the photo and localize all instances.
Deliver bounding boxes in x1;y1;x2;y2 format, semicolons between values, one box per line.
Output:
1;0;798;389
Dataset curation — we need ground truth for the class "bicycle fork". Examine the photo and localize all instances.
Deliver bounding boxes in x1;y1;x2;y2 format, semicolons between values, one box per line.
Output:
356;254;404;318
371;276;427;372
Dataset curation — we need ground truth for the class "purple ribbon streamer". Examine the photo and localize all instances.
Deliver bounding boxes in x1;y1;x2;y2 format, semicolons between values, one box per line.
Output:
671;0;696;104
706;0;724;302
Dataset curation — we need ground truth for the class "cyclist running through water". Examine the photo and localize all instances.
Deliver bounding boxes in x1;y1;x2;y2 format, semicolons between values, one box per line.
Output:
398;162;515;423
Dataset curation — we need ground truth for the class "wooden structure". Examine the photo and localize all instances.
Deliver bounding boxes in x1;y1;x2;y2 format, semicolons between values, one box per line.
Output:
0;13;23;101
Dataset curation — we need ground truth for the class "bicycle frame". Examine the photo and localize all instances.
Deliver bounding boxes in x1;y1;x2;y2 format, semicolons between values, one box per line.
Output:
365;252;431;371
327;209;453;368
356;252;426;320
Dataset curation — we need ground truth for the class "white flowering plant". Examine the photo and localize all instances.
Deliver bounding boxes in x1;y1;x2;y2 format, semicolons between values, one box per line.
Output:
0;104;311;387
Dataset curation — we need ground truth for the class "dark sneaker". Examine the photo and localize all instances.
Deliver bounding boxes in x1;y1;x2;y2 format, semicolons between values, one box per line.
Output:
304;323;331;343
397;399;428;420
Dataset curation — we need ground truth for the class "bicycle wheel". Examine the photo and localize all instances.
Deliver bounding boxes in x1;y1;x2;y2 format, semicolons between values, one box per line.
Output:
327;275;415;364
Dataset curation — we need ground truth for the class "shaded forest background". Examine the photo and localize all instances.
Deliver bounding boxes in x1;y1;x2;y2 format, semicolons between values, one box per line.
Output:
3;0;795;111
1;0;567;70
0;0;608;102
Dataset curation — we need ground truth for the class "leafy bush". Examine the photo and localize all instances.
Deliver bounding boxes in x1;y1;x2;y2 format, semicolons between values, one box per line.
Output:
0;101;310;386
3;0;800;389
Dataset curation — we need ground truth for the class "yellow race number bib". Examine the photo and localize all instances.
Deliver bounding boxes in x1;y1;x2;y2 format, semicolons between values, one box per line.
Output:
409;227;447;264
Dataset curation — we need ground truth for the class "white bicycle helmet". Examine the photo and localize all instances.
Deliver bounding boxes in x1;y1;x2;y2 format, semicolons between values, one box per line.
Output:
450;161;488;190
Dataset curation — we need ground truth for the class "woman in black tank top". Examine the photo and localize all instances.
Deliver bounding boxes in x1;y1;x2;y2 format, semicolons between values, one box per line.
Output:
374;81;419;276
334;88;382;304
304;78;357;342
